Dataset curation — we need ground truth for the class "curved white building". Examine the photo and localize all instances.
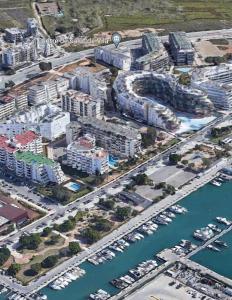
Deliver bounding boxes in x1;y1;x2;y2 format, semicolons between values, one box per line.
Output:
113;71;214;130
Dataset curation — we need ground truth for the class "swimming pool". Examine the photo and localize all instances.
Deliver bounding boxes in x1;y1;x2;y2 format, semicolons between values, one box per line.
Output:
64;182;81;192
109;156;119;168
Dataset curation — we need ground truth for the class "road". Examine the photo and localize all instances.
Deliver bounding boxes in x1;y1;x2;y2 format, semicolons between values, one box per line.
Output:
2;27;232;87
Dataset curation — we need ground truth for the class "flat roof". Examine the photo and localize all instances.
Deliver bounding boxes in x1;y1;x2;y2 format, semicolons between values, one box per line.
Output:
15;151;55;166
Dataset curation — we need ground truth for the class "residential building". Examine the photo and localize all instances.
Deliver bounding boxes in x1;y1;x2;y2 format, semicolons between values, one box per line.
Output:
14;151;65;184
66;134;109;175
136;33;169;71
79;117;142;158
0;104;70;141
169;32;195;65
61;90;103;119
113;71;214;130
0;95;16;120
66;122;82;145
4;28;23;43
192;64;232;110
26;18;38;36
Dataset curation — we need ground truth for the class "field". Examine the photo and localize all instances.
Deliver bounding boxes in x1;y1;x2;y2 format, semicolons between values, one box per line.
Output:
2;1;232;38
0;0;32;28
41;0;232;36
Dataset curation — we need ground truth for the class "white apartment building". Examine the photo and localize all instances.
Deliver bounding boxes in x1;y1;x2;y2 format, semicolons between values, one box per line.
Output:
79;117;142;158
28;77;69;105
0;131;42;167
192;64;232;110
65;122;82;145
0;104;70;141
67;135;109;175
14;151;65;184
0;95;16;120
95;45;132;70
61;90;103;119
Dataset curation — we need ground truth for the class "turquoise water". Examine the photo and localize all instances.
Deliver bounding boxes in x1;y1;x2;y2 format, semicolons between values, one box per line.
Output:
175;67;192;73
2;182;232;300
70;182;81;191
109;155;118;168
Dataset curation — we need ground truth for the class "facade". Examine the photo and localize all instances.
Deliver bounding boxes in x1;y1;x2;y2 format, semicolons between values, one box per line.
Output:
14;151;65;184
0;92;28;120
136;33;169;71
113;71;214;130
0;104;70;141
4;28;23;43
28;78;69;105
66;122;82;145
95;45;132;71
79;117;142;158
192;64;232;110
2;42;38;68
169;32;195;65
27;18;38;36
61;90;103;119
67;135;109;175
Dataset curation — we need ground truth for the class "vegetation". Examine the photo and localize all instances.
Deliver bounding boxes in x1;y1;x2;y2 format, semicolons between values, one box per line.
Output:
169;153;182;165
41;255;59;268
133;173;152;186
41;227;52;237
19;233;42;250
178;73;191;86
141;127;157;147
30;263;42;275
98;198;115;210
8;263;21;276
92;217;113;232
0;247;10;266
68;242;82;255
211;126;232;138
82;227;101;244
115;206;132;221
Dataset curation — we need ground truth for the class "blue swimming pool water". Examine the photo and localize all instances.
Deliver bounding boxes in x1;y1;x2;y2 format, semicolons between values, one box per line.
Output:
70;183;81;191
109;156;118;168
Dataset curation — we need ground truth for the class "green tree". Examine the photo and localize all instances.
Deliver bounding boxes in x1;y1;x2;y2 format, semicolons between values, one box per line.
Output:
169;153;182;165
93;218;112;232
30;263;42;275
19;233;42;250
0;247;10;266
68;242;81;255
57;218;76;232
133;173;149;185
8;263;21;276
41;255;58;268
141;127;157;147
82;227;101;244
41;227;52;237
99;199;115;210
115;206;132;221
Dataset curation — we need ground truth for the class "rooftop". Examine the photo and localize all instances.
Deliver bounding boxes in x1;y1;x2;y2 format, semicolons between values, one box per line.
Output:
170;31;192;50
15;151;55;166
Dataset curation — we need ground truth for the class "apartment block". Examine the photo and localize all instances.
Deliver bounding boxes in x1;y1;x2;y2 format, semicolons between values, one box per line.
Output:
67;134;109;175
79;117;141;158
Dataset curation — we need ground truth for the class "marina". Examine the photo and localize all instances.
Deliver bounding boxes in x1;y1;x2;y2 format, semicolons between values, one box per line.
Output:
1;177;232;299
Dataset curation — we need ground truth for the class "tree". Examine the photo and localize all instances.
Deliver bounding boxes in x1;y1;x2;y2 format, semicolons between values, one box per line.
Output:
8;263;21;276
57;218;76;232
93;218;112;232
39;61;52;71
202;157;211;168
115;206;132;221
99;199;115;210
30;263;42;275
41;255;58;268
82;227;101;244
169;153;182;165
0;247;10;266
181;160;188;165
141;127;157;147
19;233;42;250
133;173;149;185
41;227;52;237
46;234;61;245
68;242;81;255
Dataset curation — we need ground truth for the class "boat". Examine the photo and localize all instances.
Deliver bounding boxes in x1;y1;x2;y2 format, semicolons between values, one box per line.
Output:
193;227;214;241
214;240;228;247
169;205;187;214
159;214;172;223
163;210;176;218
153;216;168;225
216;217;232;226
207;244;220;252
207;224;221;233
211;180;222;187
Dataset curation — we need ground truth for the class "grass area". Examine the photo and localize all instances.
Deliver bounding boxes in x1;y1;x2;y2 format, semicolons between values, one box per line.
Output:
0;0;32;28
209;38;230;45
40;0;232;36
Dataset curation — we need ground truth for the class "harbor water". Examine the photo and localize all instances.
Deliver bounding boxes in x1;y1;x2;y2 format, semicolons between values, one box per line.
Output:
3;181;232;299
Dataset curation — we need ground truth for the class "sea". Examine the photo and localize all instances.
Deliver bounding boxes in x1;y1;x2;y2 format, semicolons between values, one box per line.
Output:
2;181;232;300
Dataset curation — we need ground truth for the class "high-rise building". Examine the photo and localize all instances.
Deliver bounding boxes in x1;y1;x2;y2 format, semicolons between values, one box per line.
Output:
66;134;109;175
79;117;142;158
169;32;195;65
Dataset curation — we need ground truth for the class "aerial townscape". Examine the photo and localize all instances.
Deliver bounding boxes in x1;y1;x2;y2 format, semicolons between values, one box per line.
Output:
2;1;232;300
